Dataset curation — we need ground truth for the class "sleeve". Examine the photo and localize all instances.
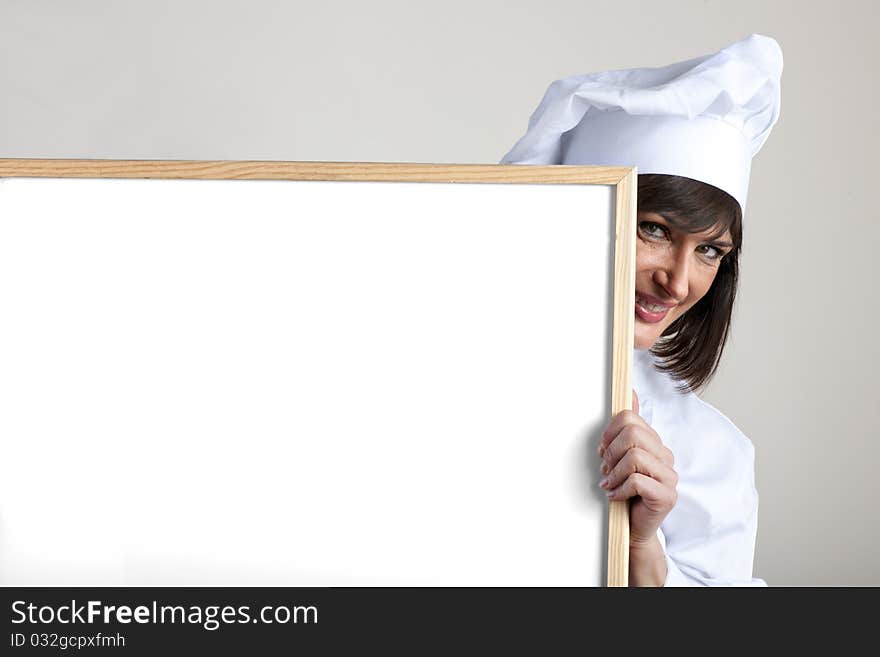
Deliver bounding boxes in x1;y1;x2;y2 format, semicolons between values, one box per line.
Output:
658;436;767;587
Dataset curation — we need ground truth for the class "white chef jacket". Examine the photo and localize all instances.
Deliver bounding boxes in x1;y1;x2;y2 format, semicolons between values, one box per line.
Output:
633;348;766;586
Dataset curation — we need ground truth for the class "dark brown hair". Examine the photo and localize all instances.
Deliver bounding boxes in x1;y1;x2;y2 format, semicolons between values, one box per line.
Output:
638;174;743;393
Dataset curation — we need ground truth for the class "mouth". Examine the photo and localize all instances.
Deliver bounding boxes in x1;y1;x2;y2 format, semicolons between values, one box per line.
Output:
635;292;675;324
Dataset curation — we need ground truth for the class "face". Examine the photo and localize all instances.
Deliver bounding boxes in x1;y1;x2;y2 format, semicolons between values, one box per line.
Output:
634;211;734;350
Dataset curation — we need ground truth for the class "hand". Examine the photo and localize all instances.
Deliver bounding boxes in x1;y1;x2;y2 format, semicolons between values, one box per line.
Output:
598;391;678;546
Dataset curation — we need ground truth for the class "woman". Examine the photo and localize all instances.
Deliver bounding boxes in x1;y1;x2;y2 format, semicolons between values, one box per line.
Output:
501;34;783;586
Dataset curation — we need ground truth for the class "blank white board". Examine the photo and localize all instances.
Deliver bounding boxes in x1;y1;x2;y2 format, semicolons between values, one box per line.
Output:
0;175;615;585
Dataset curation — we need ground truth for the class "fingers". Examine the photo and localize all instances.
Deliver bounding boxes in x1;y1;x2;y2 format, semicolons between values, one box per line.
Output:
604;472;677;511
598;390;678;538
600;421;674;472
599;408;649;456
598;410;636;455
599;389;638;455
599;447;678;492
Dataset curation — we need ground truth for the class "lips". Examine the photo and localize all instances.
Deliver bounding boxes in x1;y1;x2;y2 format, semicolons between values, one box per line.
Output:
635;292;675;324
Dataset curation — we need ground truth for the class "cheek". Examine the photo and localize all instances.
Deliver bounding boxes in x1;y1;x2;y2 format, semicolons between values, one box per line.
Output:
635;254;664;285
634;245;660;274
685;268;719;307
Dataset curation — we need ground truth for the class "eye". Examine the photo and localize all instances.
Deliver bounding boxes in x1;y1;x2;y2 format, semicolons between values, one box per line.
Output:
697;244;724;262
638;221;669;240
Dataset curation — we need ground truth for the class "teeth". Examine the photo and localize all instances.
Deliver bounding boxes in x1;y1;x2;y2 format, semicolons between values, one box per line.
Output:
637;299;668;313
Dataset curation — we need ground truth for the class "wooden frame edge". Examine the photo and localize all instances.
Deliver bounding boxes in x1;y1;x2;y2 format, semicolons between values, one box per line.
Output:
0;158;632;185
607;167;637;587
0;158;636;587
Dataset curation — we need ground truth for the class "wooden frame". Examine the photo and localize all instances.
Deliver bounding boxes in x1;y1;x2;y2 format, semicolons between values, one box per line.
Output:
0;158;636;586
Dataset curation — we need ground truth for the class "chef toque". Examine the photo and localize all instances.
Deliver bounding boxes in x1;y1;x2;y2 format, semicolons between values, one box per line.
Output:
500;34;783;214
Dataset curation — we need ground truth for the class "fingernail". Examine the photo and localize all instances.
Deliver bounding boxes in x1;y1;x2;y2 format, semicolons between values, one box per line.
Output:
606;489;615;499
599;476;609;488
600;463;608;475
598;445;605;458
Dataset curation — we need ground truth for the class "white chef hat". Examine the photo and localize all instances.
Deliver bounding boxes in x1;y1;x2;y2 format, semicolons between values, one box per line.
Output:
500;34;783;214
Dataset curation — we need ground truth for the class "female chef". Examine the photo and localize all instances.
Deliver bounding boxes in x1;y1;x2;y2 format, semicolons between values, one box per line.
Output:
501;34;783;586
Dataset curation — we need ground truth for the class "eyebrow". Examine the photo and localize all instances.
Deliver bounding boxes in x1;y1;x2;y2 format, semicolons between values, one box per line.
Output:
649;213;734;248
708;239;734;248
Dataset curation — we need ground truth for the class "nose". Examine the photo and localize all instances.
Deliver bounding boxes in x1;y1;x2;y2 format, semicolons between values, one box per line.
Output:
652;248;689;301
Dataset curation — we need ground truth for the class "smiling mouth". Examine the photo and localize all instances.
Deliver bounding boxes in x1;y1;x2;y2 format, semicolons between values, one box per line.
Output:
635;293;674;323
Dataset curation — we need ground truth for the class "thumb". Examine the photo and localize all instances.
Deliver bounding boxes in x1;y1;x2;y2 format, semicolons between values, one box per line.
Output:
632;390;640;415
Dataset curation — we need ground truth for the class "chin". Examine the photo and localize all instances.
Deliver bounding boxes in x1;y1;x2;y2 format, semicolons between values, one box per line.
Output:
634;324;660;350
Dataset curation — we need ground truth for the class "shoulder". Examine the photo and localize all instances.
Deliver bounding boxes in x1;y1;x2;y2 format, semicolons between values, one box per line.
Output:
634;351;755;473
668;392;759;531
687;394;756;464
677;391;754;471
651;382;756;484
654;388;761;549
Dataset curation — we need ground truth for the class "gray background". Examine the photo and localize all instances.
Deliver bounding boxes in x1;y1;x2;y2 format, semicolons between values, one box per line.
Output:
1;0;876;585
